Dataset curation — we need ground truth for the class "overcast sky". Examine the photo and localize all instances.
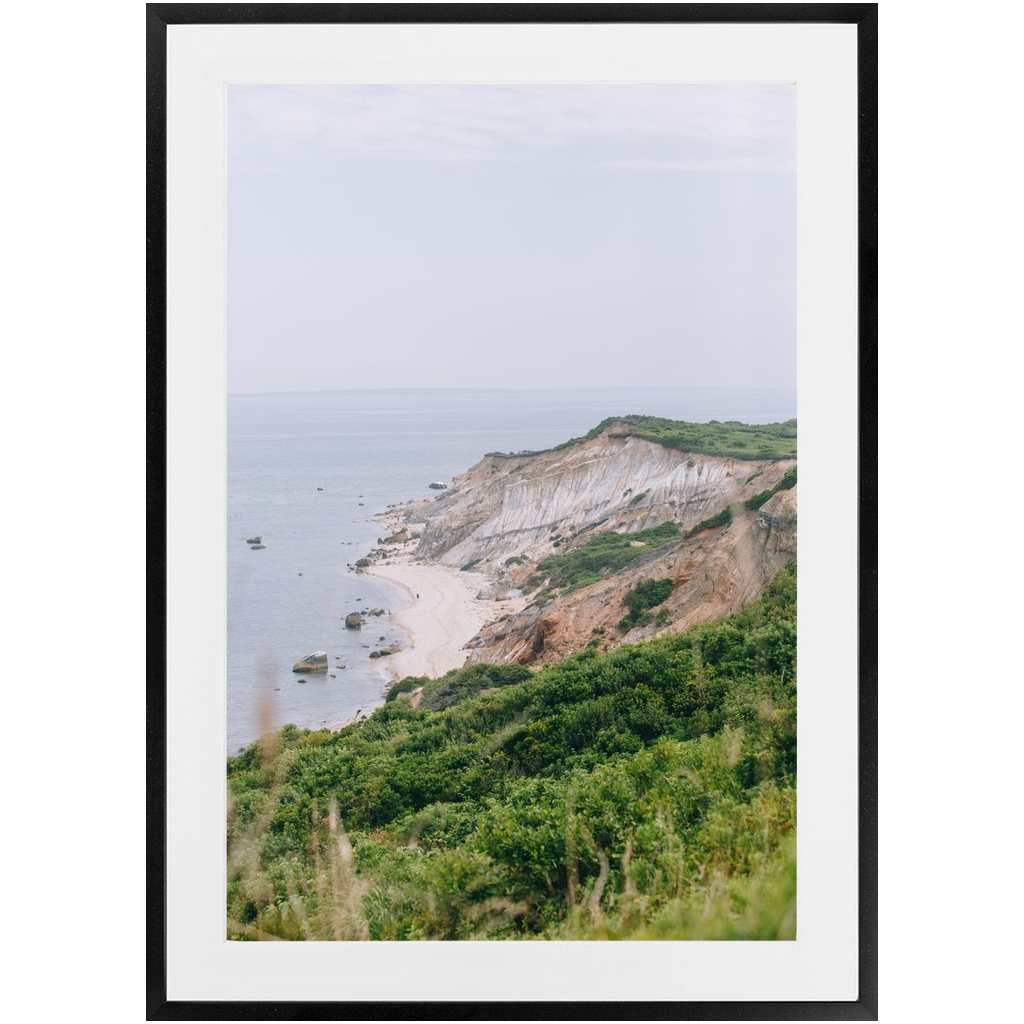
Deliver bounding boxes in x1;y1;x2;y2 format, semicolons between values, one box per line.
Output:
228;84;795;394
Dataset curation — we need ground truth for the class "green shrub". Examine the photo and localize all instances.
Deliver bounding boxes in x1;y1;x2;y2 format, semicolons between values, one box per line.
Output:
620;578;674;630
226;563;797;942
486;416;797;461
386;676;428;702
418;663;533;712
624;578;673;612
536;522;681;594
685;506;733;538
744;465;796;510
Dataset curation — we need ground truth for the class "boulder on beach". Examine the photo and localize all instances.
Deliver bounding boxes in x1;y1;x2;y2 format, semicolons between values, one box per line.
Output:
368;608;385;617
292;652;328;673
345;612;365;629
355;557;371;569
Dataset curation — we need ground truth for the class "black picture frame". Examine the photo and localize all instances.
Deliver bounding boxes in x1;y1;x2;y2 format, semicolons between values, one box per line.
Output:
147;4;877;1019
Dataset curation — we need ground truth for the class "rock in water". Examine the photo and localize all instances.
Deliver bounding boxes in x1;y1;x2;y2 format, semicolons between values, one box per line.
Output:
345;612;364;629
428;481;448;490
292;651;328;673
245;535;262;545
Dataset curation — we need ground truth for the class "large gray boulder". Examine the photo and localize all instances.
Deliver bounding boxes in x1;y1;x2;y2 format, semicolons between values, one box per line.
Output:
292;651;328;673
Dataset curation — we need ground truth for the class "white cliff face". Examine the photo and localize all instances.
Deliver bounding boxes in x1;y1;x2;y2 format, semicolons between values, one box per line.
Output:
416;429;796;572
373;423;797;670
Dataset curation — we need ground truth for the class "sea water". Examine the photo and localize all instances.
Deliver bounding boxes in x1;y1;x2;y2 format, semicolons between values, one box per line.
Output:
227;386;796;752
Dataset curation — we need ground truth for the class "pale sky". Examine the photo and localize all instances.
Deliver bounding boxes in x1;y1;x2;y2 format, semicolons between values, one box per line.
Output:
228;84;796;394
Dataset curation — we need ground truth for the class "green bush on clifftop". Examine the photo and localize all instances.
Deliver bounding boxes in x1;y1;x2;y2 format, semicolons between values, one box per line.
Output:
487;416;797;461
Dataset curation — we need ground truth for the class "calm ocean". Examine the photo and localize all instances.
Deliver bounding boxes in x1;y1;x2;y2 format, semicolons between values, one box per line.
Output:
227;387;796;752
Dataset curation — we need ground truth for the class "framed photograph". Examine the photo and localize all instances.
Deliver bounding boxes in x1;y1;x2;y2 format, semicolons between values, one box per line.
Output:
149;4;877;1018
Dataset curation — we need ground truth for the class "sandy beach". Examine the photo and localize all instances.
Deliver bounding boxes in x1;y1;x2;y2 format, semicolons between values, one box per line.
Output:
327;555;510;731
366;556;522;680
354;505;526;681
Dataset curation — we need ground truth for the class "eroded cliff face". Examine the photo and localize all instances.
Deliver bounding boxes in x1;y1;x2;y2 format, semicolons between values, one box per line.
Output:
393;422;796;667
466;486;797;666
417;428;793;567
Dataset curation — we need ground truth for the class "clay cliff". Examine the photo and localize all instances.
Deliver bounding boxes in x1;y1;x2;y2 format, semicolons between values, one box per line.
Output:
389;419;796;667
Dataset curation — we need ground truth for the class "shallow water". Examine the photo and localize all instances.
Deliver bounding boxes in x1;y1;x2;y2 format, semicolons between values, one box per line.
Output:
227;386;796;752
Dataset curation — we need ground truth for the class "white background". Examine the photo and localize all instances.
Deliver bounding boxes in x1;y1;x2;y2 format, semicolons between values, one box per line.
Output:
0;1;1021;1021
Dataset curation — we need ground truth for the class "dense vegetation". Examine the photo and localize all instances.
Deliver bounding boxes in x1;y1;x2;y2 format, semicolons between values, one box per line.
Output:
487;416;797;461
684;505;734;538
415;663;532;712
619;577;674;631
226;563;796;941
744;465;798;510
528;521;682;595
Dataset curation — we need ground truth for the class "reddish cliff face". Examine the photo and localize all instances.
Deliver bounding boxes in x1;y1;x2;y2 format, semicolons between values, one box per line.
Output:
466;486;796;666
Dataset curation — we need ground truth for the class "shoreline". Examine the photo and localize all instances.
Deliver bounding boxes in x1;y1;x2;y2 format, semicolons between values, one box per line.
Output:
361;505;527;683
366;558;511;681
329;504;527;730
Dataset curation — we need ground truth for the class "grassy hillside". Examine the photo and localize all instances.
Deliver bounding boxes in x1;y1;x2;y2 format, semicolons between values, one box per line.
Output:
487;415;797;461
530;520;682;596
226;563;797;941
